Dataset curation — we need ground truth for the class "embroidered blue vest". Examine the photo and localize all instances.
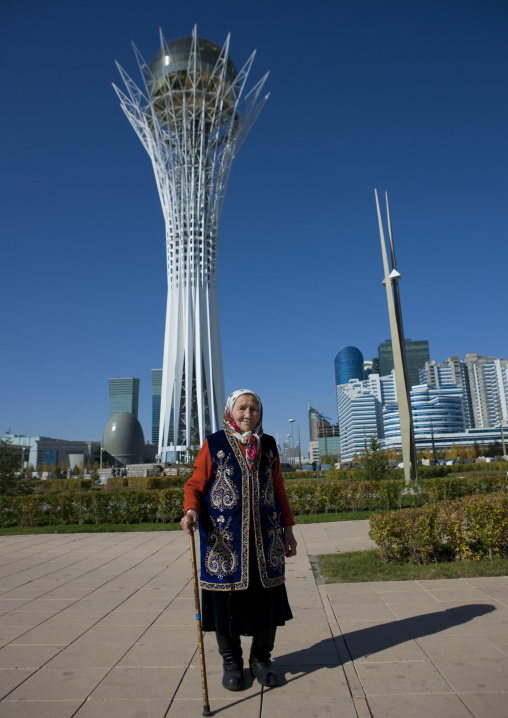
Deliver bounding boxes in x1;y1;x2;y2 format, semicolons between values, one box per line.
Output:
198;430;286;591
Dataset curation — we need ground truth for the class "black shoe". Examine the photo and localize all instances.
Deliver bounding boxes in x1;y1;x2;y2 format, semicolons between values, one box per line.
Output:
249;629;278;687
216;634;244;691
249;657;278;687
222;662;244;691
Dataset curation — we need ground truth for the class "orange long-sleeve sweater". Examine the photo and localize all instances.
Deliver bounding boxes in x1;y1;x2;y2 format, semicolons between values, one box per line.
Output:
183;438;295;527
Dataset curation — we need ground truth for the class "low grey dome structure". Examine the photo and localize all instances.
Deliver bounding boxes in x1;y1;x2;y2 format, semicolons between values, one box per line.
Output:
102;412;144;466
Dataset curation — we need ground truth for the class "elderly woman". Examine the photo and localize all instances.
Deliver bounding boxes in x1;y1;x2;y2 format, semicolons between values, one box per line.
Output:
181;389;297;691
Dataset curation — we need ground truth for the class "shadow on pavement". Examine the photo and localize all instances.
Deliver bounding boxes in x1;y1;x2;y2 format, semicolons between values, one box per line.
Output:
273;603;496;678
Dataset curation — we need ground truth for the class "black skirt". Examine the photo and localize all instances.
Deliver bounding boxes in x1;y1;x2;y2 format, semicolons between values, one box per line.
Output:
201;534;293;637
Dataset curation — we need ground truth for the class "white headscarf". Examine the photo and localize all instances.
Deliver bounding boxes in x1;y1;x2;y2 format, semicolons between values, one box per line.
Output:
223;389;263;471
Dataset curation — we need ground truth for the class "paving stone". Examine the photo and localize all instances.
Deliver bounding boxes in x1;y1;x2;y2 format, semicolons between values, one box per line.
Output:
0;700;83;717
6;667;110;700
481;633;508;655
0;668;36;700
89;666;182;700
426;587;500;603
95;610;161;626
416;633;505;659
74;699;171;717
0;627;33;647
12;625;87;645
261;694;357;718
168;697;261;717
0;645;62;668
0;612;56;627
459;691;508;718
118;643;197;667
367;693;474;718
75;625;147;645
354;659;453;695
433;657;508;693
46;643;129;668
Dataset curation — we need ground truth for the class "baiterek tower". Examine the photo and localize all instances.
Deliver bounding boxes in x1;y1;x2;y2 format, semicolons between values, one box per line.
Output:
114;27;268;461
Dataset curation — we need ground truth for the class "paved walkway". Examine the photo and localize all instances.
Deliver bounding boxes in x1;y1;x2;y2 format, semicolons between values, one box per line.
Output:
0;520;507;717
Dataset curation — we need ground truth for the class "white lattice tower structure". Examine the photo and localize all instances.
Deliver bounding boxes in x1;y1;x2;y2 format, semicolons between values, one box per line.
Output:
114;27;269;460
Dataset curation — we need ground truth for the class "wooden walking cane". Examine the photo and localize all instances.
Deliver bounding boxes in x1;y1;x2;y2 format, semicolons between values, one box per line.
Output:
189;519;212;716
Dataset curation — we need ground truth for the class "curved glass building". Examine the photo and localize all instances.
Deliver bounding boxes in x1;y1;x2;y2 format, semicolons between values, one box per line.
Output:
334;346;364;387
383;384;466;441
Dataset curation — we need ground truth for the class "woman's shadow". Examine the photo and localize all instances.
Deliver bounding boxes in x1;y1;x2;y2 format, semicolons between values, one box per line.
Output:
270;603;496;683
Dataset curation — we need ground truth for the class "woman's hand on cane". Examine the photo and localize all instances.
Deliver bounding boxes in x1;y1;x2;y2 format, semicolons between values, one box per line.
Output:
181;509;198;534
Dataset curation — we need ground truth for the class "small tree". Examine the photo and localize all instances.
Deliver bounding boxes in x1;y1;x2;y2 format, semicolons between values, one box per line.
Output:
357;437;392;482
71;464;80;476
0;437;34;496
185;431;201;468
321;454;338;467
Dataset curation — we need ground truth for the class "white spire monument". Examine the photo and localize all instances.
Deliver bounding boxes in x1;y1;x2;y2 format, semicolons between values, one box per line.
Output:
114;28;269;461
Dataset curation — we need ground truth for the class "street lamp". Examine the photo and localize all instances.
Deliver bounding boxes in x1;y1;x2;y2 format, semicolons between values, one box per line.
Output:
288;419;295;466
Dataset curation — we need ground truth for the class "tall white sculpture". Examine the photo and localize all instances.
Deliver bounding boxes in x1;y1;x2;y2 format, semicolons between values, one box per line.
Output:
114;28;269;461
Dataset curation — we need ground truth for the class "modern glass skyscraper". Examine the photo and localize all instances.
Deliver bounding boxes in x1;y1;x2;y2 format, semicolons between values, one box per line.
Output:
334;346;364;387
378;338;430;389
463;354;508;429
336;382;381;462
109;378;140;419
151;369;162;446
115;28;268;461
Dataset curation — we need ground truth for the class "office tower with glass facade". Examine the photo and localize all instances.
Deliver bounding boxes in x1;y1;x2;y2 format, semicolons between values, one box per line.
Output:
114;28;268;461
383;384;466;441
336;382;381;462
334;346;364;388
377;338;430;389
109;377;140;419
464;353;508;429
151;369;162;446
420;357;474;429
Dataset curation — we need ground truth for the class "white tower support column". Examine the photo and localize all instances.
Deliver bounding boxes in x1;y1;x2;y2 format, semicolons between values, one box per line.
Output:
114;28;268;460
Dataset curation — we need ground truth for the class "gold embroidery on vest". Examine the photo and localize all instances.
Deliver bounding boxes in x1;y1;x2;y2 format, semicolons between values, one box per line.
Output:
262;449;276;507
267;511;285;571
204;515;238;580
210;450;239;511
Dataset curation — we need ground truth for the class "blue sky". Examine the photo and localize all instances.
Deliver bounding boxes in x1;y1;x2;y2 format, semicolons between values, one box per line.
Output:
1;0;506;455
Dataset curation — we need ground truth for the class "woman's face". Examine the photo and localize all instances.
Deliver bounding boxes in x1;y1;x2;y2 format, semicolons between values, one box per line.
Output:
232;394;260;433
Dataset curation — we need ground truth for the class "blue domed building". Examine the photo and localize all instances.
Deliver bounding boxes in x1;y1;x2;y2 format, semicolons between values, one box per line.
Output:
334;346;364;388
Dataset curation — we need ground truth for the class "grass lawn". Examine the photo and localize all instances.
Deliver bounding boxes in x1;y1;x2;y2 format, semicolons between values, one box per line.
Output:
0;522;182;535
315;549;508;583
0;510;373;536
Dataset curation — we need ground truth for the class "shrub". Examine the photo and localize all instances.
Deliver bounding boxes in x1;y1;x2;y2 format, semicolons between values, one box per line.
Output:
0;488;185;528
369;493;508;564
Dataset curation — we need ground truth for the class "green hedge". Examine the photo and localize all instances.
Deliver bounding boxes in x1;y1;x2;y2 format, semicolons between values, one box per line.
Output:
32;479;94;491
107;476;187;490
284;474;508;515
369;493;508;564
3;472;507;528
0;489;185;528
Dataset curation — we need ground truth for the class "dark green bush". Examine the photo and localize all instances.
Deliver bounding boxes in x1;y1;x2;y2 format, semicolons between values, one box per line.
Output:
0;488;185;528
369;493;508;564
